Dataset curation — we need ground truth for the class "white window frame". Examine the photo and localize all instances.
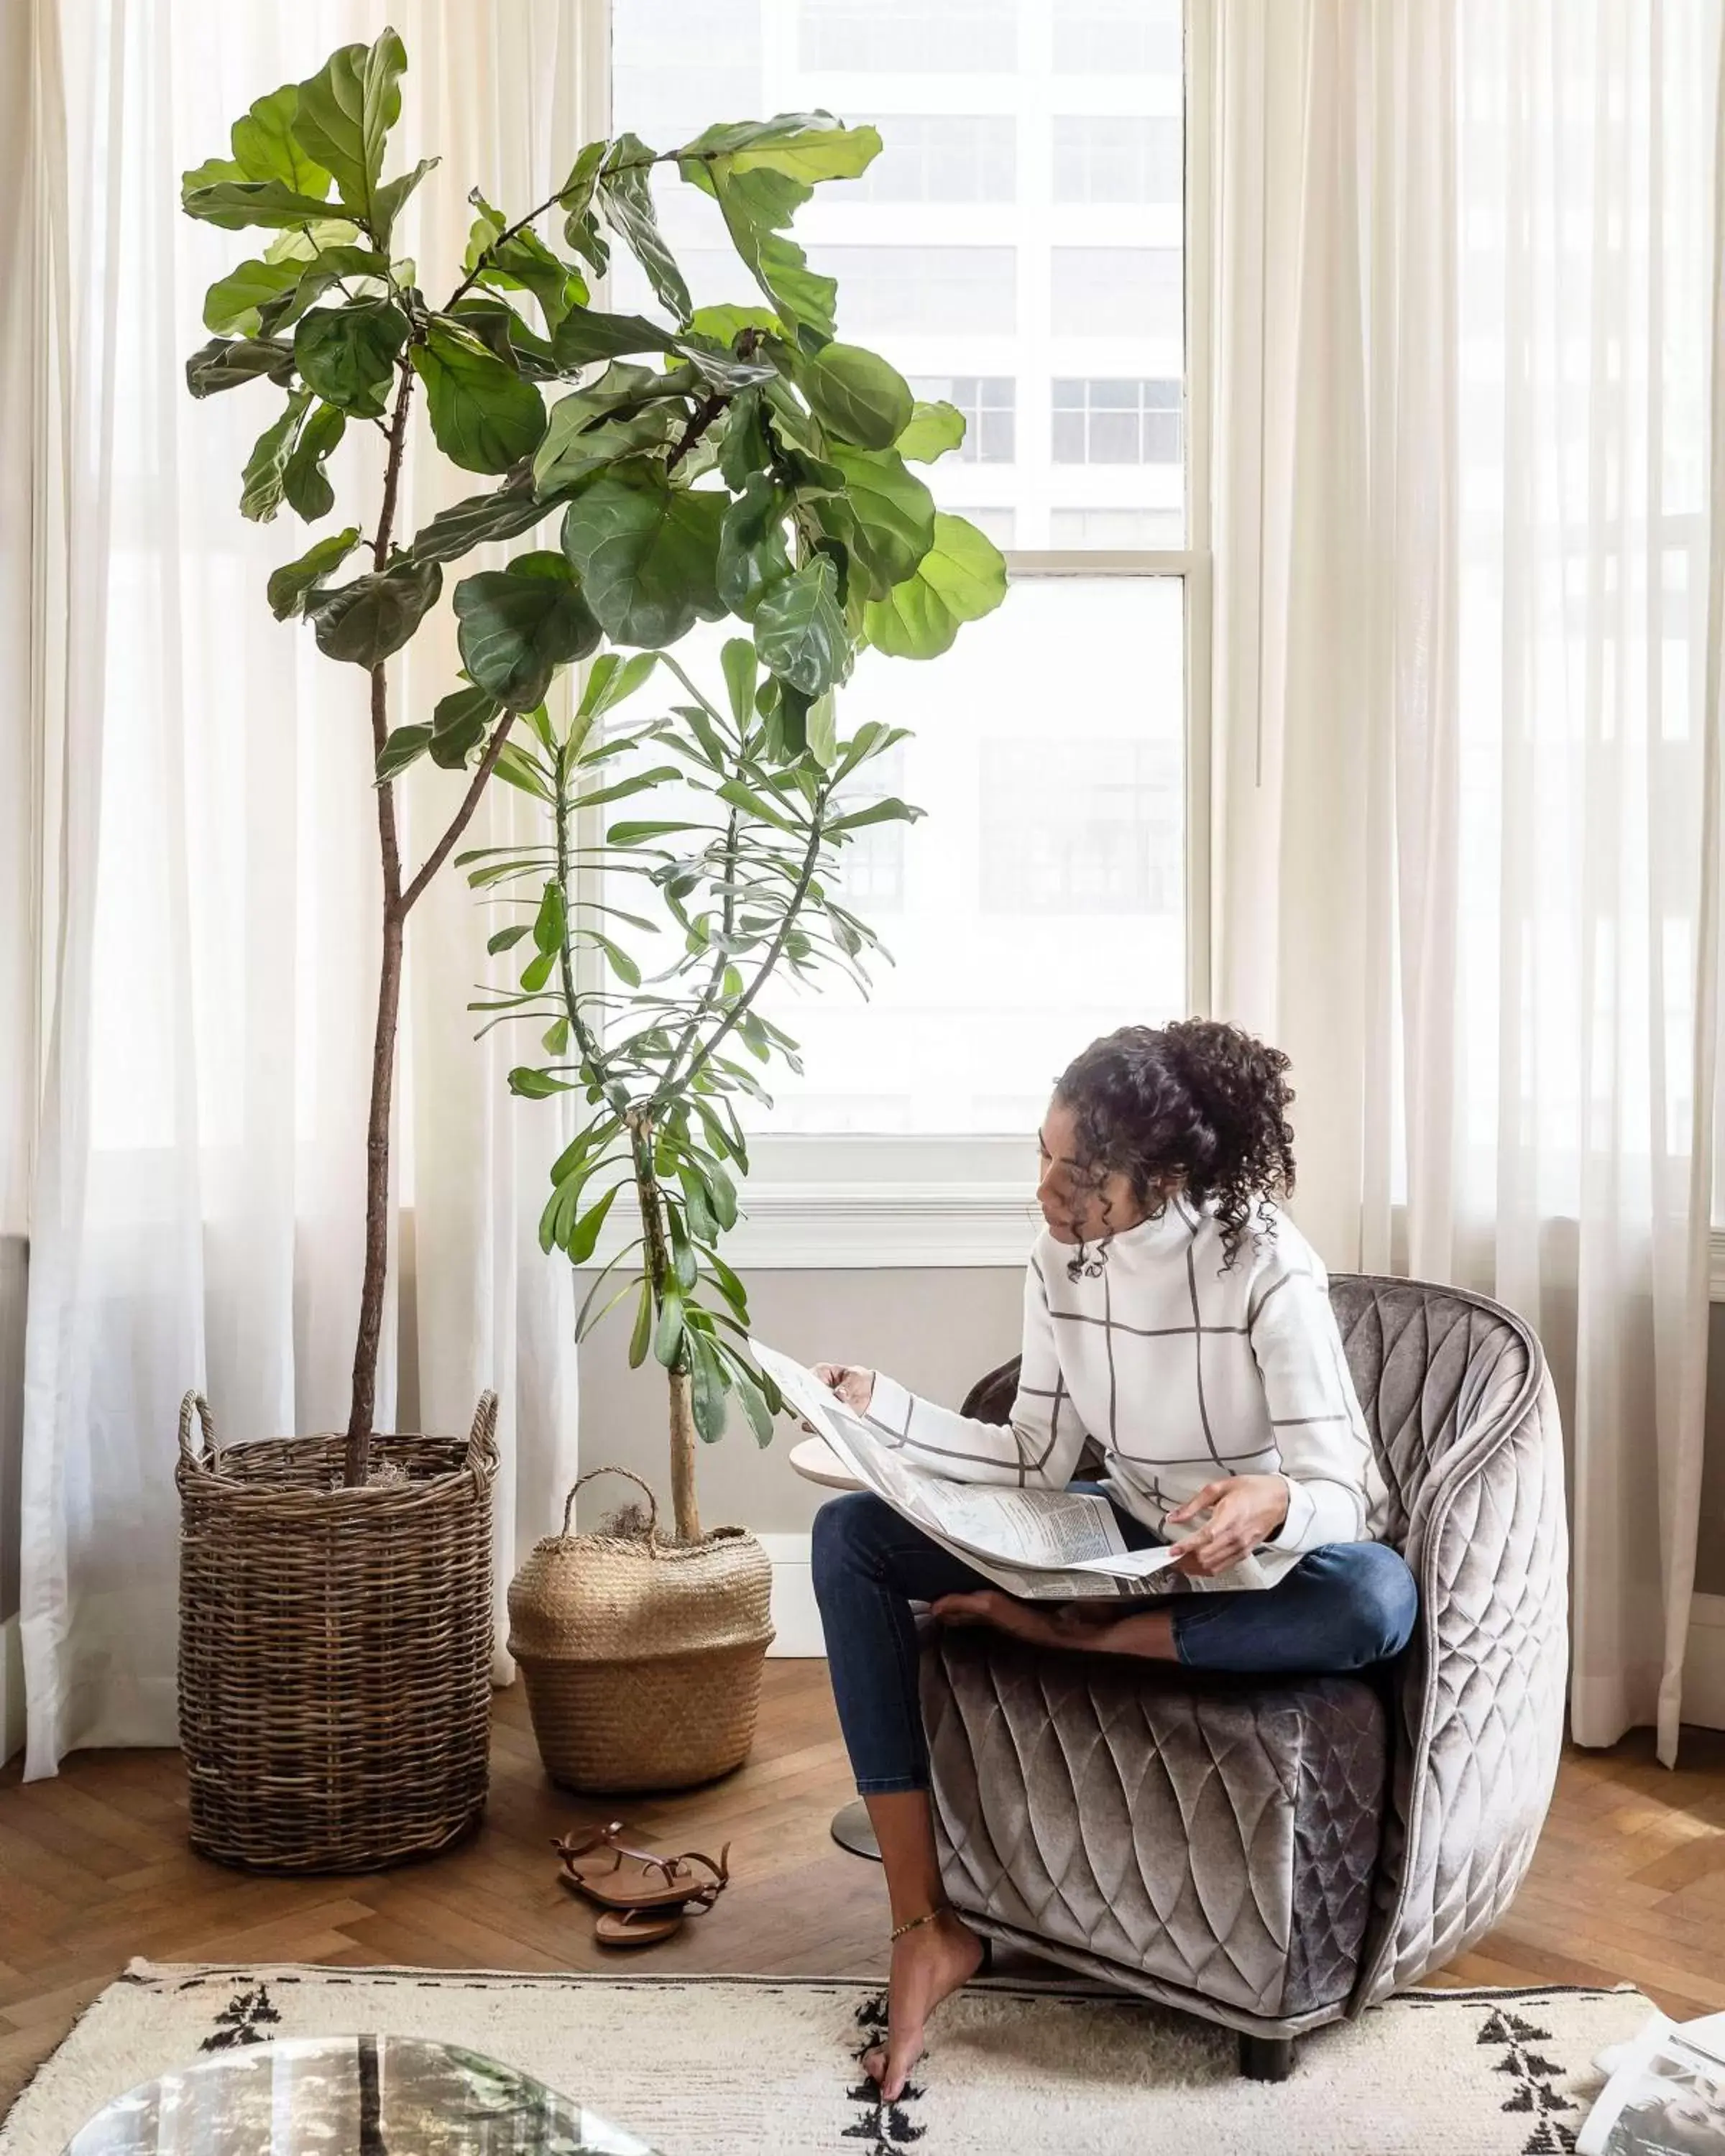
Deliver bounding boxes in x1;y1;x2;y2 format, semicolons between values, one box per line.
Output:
588;0;1215;1268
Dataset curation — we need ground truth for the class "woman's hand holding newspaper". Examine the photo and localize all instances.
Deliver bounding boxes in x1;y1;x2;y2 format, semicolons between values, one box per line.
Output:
810;1363;876;1417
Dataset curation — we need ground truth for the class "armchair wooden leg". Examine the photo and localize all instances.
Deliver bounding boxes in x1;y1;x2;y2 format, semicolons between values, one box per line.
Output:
1238;2034;1294;2081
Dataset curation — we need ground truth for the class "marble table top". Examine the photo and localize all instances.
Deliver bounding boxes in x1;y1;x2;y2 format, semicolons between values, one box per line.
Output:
64;2035;660;2156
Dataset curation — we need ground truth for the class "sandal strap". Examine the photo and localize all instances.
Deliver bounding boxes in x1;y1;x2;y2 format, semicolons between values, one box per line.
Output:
668;1842;731;1893
553;1821;696;1889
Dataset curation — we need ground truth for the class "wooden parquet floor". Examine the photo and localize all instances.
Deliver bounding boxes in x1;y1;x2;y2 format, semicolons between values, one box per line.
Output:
2;1665;1724;2110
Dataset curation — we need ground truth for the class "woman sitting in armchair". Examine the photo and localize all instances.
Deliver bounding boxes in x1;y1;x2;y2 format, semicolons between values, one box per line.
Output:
809;1018;1417;2100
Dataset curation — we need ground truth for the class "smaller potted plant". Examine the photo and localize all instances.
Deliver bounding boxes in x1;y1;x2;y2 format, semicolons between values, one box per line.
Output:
490;640;933;1789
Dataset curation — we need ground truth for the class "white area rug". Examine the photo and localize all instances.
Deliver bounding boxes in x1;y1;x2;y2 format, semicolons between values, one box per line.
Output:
0;1960;1651;2156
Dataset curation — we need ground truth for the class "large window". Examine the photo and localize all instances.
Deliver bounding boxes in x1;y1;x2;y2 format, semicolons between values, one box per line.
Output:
608;0;1204;1159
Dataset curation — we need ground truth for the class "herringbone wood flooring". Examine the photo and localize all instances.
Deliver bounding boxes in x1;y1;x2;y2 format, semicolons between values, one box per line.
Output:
2;1667;1723;2109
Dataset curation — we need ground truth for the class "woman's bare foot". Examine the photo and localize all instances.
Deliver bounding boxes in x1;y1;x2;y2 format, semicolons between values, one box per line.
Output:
930;1588;1075;1649
863;1908;987;2102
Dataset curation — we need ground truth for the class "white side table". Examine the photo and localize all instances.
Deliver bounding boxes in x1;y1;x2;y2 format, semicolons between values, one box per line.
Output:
788;1434;880;1861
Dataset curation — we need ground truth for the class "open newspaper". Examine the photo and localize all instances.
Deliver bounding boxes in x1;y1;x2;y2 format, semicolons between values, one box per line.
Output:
757;1340;1191;1600
1578;2009;1725;2155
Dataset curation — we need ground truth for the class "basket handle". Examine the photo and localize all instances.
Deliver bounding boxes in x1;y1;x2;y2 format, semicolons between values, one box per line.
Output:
561;1465;659;1542
467;1389;500;1469
178;1391;217;1465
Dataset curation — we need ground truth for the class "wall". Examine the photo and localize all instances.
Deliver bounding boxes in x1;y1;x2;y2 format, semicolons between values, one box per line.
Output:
571;1266;1022;1536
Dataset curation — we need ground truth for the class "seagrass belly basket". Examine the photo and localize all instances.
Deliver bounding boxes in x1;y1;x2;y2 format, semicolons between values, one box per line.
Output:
176;1390;498;1873
507;1468;773;1792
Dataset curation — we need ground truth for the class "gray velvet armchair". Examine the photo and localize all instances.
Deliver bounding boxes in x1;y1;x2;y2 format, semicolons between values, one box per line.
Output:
920;1274;1568;2079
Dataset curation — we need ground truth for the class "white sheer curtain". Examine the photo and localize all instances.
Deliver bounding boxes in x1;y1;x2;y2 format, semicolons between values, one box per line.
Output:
13;0;584;1777
1212;0;1724;1762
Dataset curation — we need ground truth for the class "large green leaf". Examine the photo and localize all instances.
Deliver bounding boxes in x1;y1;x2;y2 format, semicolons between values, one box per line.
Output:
549;306;678;369
291;31;406;236
560;461;726;648
370;157;439;246
411;322;548;475
862;512;1006;660
678;114;882;186
896;398;967;462
454;550;602;710
557;139;612;275
257;244;392;335
595;133;691;323
676;339;778;392
715;473;793;621
282;402;346;520
689;303;782;344
239;390;310;523
753;556;847;697
429;683;502;769
181;178;343;231
822;444;935;591
410;475;551;566
303;556;443;666
267;525;362;620
532;395;684;497
718;389;772;491
203;257;303;337
185;335;297;398
293;299;406;418
448;295;559;379
231;83;331;194
678;142;836;348
799;341;913;450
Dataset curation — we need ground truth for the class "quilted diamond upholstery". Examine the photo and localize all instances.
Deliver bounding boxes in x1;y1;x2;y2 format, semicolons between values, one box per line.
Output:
923;1641;1387;2022
928;1273;1568;2039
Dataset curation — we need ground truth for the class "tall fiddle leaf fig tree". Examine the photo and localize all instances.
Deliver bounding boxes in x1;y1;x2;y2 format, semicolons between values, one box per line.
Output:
183;27;1006;1488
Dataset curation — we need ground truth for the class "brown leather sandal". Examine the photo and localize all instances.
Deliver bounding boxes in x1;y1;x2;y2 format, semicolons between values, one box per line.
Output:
555;1823;732;1917
594;1906;688;1948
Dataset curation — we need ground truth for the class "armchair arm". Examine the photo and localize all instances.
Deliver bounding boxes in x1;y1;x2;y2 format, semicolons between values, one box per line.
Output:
1352;1308;1568;2008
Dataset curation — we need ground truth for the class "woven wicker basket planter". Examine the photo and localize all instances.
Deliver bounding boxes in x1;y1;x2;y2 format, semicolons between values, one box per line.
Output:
507;1468;774;1794
176;1390;498;1874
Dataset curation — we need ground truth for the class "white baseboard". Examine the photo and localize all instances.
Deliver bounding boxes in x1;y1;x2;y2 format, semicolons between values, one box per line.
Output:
758;1532;824;1659
1685;1592;1725;1730
1;1613;22;1765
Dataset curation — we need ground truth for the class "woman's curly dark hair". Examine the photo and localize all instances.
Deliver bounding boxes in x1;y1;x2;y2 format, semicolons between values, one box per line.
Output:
1054;1019;1297;1268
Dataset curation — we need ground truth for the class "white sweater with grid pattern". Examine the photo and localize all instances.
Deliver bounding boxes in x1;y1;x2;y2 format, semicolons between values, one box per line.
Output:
864;1197;1389;1585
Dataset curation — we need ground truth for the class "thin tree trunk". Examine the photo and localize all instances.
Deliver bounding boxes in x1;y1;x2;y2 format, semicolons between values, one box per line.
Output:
668;1368;702;1544
345;893;402;1485
343;372;413;1485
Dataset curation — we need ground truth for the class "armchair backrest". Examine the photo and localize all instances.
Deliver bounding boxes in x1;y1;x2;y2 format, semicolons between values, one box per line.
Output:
1328;1273;1545;1554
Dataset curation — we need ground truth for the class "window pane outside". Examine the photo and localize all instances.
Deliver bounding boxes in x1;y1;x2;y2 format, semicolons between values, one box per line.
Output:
610;0;1187;548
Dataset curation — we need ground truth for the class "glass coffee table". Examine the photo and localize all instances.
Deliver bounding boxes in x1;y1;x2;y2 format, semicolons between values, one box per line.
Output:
64;2035;659;2156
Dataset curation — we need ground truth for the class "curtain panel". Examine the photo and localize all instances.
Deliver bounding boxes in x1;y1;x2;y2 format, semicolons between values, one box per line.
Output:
1211;0;1725;1762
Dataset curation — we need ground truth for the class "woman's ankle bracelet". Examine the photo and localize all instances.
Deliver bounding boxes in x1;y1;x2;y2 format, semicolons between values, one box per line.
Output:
889;1904;948;1943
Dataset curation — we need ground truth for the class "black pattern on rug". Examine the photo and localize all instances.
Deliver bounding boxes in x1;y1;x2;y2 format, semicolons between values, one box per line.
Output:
1478;2007;1578;2155
201;1985;282;2053
844;1993;925;2153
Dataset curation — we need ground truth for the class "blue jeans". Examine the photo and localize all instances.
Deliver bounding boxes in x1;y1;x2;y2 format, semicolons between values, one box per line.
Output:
811;1488;1419;1795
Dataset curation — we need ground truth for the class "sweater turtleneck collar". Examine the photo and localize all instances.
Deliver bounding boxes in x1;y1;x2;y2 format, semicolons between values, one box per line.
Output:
1059;1194;1199;1281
